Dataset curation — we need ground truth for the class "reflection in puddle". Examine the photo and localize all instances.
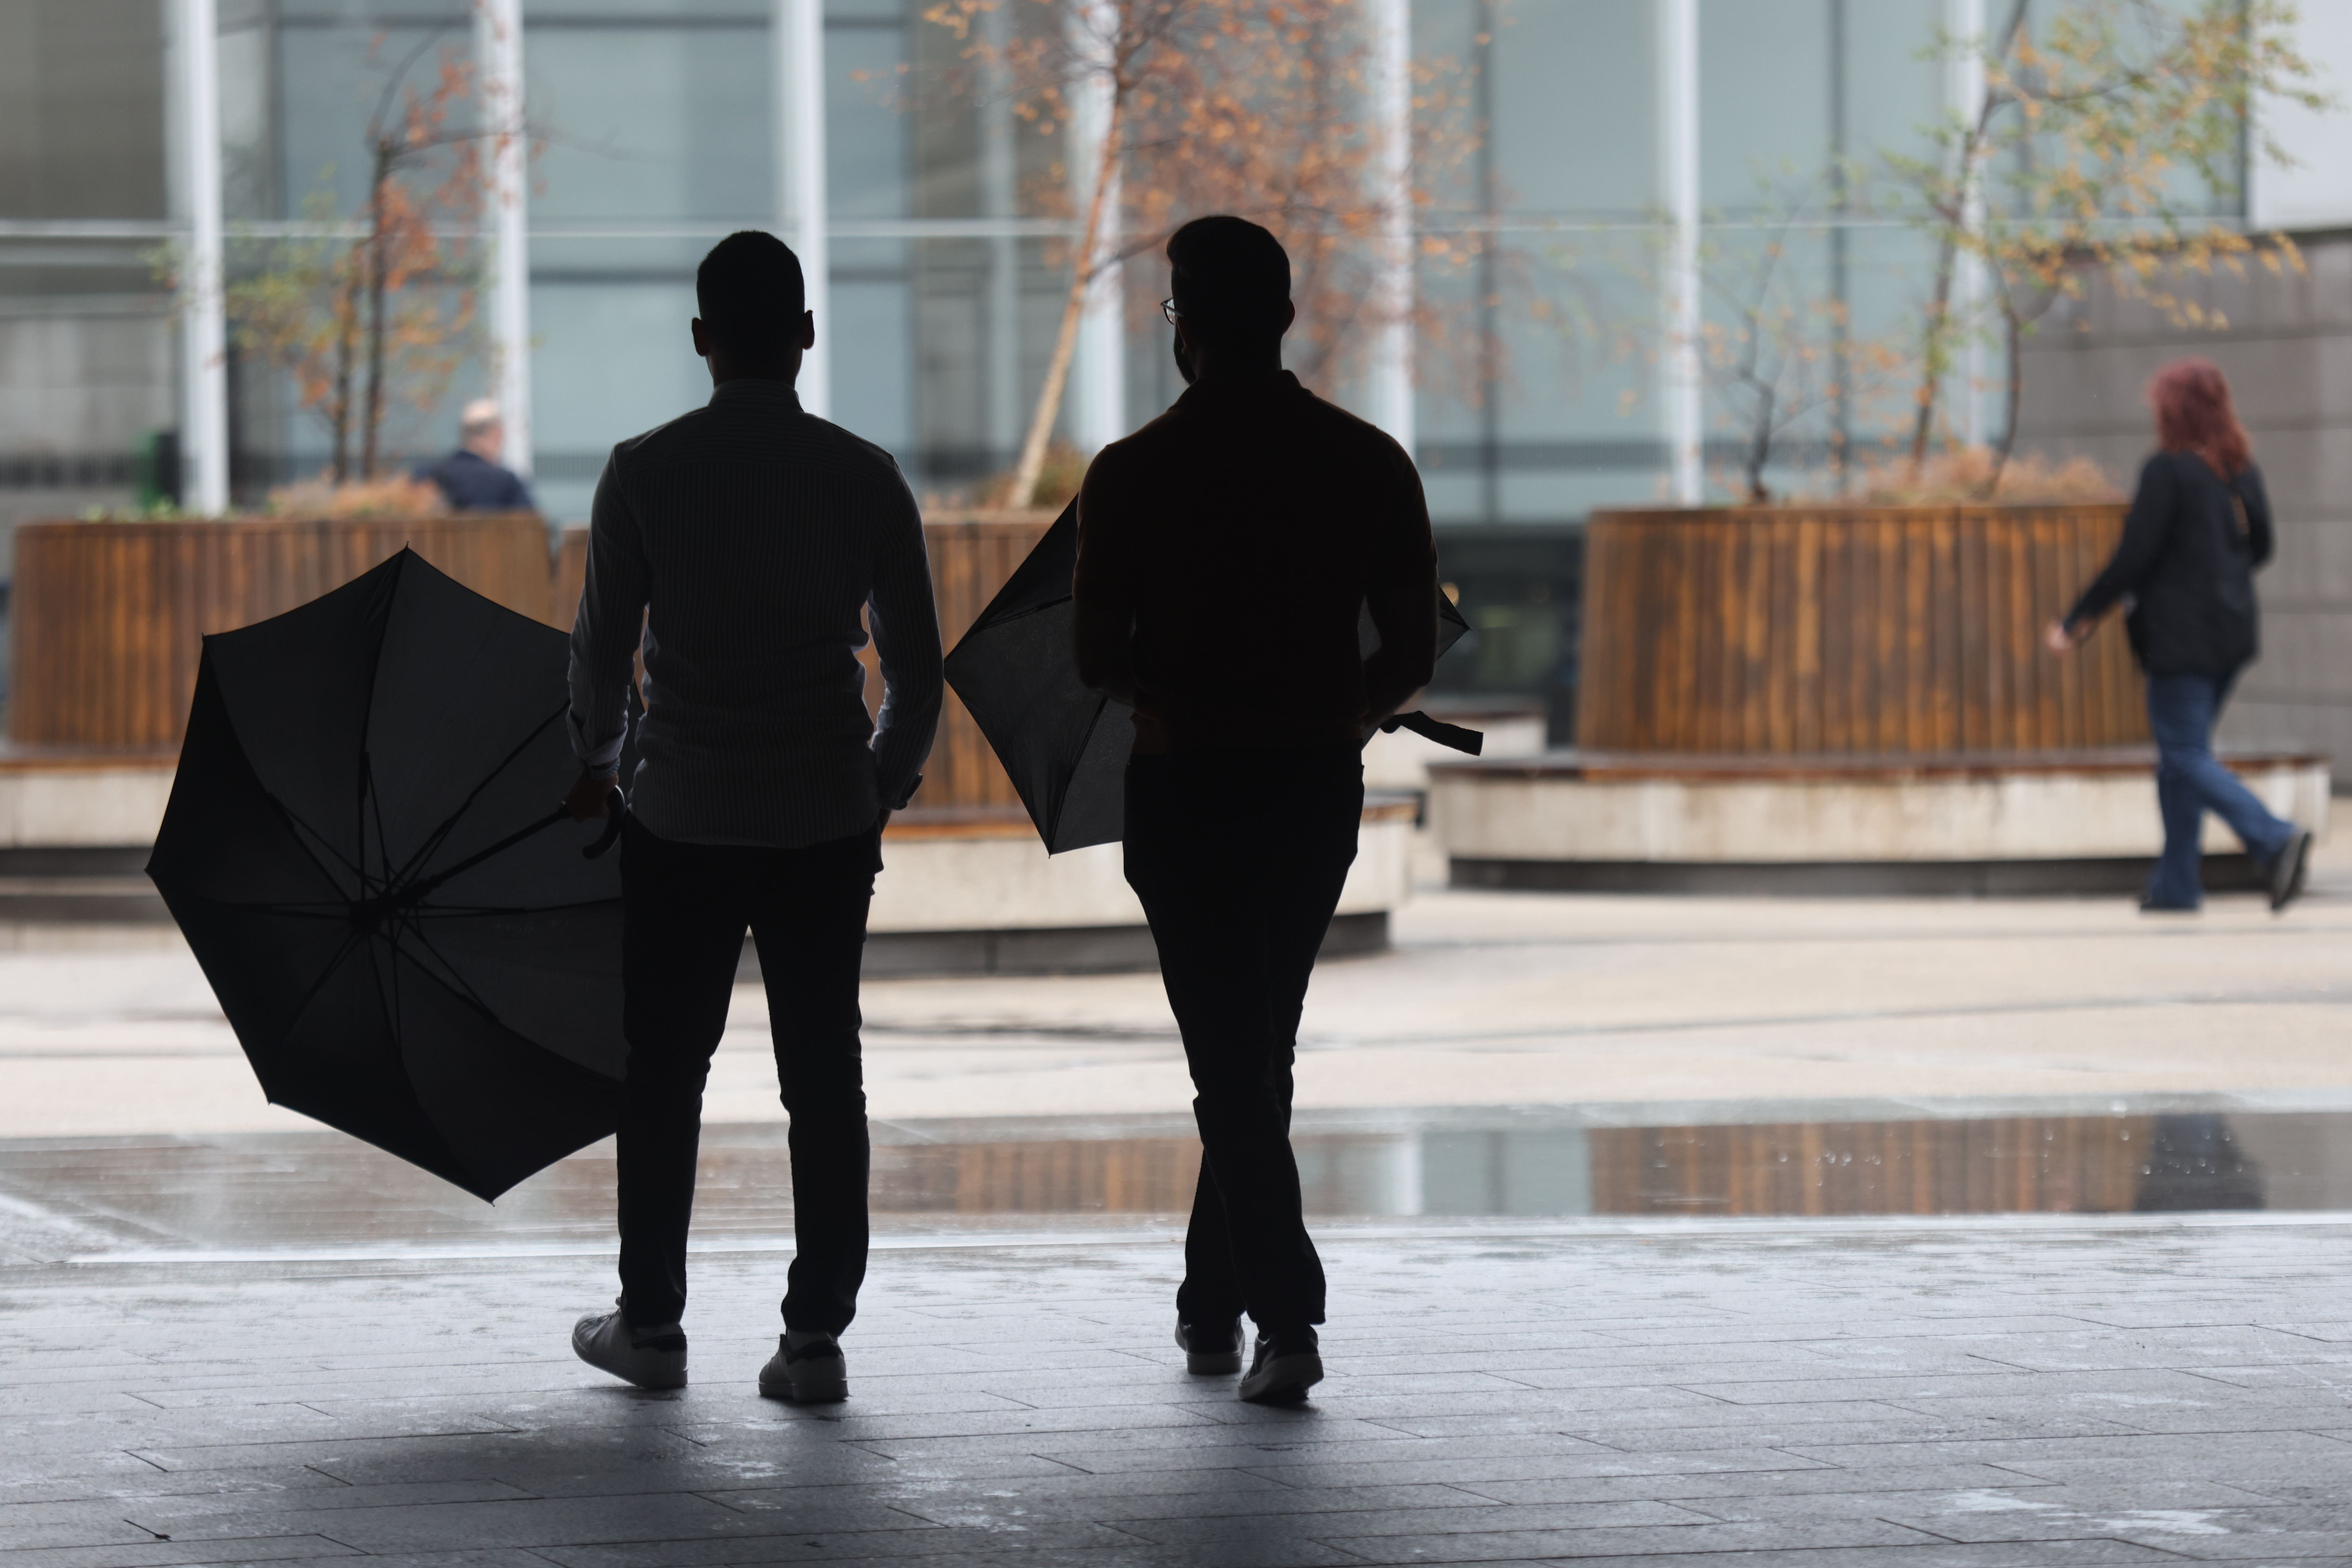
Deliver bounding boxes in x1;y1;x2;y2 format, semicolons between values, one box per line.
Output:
0;1108;2324;1253
872;1112;2274;1219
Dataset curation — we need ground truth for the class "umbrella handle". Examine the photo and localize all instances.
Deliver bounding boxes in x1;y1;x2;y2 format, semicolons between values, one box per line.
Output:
583;787;627;860
1375;710;1485;756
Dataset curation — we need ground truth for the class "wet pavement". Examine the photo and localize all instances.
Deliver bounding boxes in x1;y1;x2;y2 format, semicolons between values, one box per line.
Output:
2;1099;2348;1264
10;1210;2352;1565
9;862;2352;1561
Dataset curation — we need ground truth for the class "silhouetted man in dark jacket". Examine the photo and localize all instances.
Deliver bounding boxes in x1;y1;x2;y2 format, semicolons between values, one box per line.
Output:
1074;216;1437;1404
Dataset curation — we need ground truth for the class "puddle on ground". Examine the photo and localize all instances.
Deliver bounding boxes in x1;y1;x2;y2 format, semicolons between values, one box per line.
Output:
3;1107;2344;1254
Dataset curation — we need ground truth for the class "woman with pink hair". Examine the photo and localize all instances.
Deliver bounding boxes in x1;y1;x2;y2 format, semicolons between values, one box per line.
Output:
2048;357;2311;913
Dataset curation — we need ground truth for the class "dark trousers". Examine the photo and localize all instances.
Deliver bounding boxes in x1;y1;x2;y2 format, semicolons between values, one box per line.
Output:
1123;746;1362;1333
2145;672;2292;908
617;815;879;1332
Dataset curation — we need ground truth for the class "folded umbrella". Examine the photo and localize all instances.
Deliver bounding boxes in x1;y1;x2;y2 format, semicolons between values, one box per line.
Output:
148;549;628;1201
945;501;1478;855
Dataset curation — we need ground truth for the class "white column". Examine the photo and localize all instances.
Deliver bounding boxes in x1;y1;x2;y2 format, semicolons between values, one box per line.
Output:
1656;0;1700;505
2250;2;2352;230
980;0;1022;465
1367;0;1415;455
1945;0;1987;447
174;0;229;515
1068;0;1124;454
475;0;532;479
777;0;831;418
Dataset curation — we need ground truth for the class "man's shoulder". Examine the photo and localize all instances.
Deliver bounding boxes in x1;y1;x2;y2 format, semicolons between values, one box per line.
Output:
608;408;707;471
1295;385;1412;468
612;404;906;493
808;416;909;485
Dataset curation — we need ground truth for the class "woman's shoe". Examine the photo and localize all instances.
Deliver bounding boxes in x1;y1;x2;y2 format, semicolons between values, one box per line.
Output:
2270;828;2314;912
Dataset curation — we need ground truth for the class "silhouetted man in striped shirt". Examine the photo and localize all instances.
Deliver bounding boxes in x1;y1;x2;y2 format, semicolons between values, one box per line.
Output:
563;231;942;1402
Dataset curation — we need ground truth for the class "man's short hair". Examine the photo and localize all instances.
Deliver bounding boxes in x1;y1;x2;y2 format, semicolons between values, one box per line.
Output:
460;398;500;438
696;231;807;364
1167;216;1290;342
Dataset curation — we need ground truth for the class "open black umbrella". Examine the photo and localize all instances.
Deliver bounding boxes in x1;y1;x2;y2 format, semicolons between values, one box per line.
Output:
945;501;1479;854
148;549;629;1201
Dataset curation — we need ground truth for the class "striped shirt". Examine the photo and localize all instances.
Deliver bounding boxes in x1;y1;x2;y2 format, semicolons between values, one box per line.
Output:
566;378;942;849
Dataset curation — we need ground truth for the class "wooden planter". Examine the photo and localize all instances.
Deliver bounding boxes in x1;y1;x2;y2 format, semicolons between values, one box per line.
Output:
549;509;1056;815
9;515;554;749
1576;503;2147;755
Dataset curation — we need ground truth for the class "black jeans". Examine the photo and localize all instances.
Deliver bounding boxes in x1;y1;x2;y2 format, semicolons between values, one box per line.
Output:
617;815;879;1333
1123;746;1362;1333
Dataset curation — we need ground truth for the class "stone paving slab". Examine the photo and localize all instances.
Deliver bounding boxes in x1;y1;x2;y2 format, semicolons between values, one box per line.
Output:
6;1219;2352;1563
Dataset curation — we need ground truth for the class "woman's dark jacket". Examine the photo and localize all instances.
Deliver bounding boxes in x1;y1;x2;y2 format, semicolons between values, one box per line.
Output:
2064;450;2272;677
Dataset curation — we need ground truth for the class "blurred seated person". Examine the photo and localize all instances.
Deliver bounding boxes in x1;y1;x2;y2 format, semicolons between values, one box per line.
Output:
417;399;535;511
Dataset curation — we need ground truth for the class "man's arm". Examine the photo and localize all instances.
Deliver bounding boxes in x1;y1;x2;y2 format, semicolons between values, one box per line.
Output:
564;452;649;820
868;477;943;812
1072;452;1138;702
1361;441;1440;727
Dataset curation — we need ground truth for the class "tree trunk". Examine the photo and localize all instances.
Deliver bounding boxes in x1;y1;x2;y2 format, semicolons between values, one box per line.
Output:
330;259;360;484
1745;382;1774;503
1010;83;1125;509
1908;227;1958;474
1986;299;2024;498
360;145;391;481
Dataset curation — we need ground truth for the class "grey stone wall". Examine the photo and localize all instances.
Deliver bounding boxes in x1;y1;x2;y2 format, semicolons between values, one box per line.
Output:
2013;234;2352;777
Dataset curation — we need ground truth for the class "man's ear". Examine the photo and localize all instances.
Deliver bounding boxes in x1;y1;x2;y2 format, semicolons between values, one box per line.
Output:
1280;299;1297;335
690;317;710;358
798;310;816;351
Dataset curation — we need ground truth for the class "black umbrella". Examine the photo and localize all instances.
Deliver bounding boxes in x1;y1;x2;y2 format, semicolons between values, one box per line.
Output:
945;502;1479;854
148;549;629;1201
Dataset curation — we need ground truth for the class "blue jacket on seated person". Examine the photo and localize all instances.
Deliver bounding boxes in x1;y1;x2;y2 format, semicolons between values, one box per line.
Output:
416;448;534;512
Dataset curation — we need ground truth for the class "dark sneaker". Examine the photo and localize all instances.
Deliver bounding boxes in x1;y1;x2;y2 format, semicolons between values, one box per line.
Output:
572;1305;687;1390
1237;1328;1322;1404
759;1330;848;1403
2139;898;2199;914
2270;828;2314;913
1175;1316;1243;1376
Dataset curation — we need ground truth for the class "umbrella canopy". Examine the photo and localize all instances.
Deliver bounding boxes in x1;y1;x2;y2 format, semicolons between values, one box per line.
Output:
148;549;628;1201
945;502;1474;854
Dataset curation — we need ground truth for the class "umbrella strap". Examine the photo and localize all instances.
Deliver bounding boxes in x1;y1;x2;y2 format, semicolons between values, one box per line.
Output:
1375;710;1484;756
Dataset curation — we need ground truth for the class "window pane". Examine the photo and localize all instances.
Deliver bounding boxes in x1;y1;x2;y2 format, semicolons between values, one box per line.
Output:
528;23;773;222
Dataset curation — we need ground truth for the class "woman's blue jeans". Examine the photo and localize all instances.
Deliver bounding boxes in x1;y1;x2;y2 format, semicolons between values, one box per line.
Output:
2144;671;2293;908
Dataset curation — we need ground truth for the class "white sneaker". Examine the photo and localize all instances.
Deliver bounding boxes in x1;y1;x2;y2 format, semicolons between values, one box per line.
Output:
571;1303;687;1390
758;1329;848;1403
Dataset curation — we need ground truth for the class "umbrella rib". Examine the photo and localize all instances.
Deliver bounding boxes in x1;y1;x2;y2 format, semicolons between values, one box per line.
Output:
365;749;396;904
398;918;502;1022
260;924;372;1074
260;790;363;893
387;703;569;892
373;919;408;1066
354;552;403;906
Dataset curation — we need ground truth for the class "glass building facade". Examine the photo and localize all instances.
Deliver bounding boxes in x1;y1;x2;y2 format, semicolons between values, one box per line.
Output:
0;0;2257;721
